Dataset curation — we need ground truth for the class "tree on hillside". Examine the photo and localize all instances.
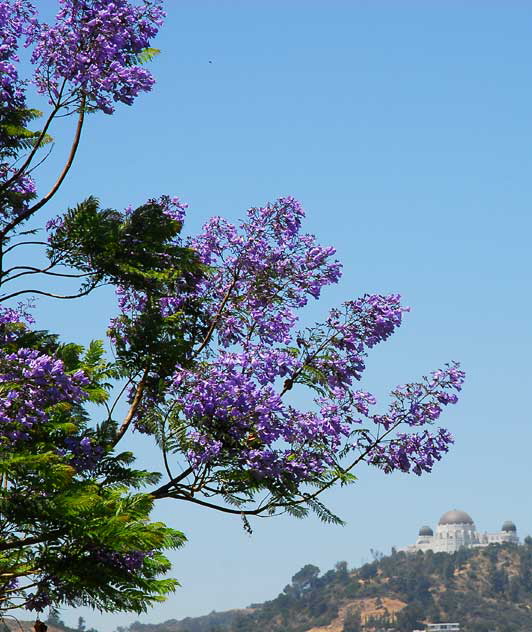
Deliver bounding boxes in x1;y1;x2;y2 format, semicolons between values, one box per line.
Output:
342;608;361;632
0;0;464;615
232;614;254;632
395;602;424;632
335;561;349;582
291;565;321;598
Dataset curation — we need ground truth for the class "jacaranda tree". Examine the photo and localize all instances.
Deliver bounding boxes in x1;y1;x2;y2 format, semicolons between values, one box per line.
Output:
0;0;465;616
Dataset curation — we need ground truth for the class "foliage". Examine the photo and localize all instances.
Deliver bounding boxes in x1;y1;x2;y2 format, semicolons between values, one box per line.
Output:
343;608;362;632
0;0;464;616
0;0;183;613
0;309;185;612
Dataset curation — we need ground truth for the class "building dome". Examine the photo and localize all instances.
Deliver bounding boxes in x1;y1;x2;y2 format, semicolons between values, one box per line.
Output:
438;509;474;525
501;521;516;532
419;525;434;536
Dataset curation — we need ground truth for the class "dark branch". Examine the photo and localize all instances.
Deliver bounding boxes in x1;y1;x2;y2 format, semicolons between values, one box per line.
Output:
0;531;63;552
0;283;100;302
192;275;238;358
2;265;95;283
112;368;150;446
1;95;86;239
154;491;269;516
150;466;196;498
0;104;61;194
2;241;48;255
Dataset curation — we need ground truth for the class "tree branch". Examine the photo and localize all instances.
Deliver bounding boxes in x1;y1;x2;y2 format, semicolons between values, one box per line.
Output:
2;265;95;284
280;326;337;397
0;104;61;195
192;275;238;358
150;466;195;498
152;415;404;519
0;284;100;302
154;492;267;516
2;240;48;256
1;95;86;239
112;368;150;446
0;531;63;552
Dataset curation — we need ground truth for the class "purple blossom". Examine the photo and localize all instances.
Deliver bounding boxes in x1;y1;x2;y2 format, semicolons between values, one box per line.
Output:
365;363;464;474
45;214;65;232
0;0;36;111
0;162;37;221
0;347;89;446
156;195;187;223
109;195;465;485
188;197;343;347
25;590;52;612
63;435;105;471
30;0;165;113
368;427;455;476
93;548;148;572
0;301;35;330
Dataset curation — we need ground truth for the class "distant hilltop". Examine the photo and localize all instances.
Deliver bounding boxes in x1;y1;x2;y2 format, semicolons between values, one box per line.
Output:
401;508;519;554
123;539;532;632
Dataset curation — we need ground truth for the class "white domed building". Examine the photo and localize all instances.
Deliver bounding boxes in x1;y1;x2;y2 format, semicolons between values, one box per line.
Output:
402;509;519;554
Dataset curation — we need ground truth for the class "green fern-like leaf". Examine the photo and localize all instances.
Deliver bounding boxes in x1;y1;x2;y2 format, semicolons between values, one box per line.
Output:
306;498;346;526
134;47;161;65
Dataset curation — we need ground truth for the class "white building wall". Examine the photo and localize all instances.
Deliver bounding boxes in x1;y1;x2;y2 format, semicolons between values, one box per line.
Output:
402;518;519;554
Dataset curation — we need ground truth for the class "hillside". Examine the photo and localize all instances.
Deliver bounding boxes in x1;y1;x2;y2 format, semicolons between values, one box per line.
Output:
126;540;532;632
0;621;76;632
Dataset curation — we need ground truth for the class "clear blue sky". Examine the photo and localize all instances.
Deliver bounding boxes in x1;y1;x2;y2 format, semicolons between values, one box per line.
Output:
20;1;532;630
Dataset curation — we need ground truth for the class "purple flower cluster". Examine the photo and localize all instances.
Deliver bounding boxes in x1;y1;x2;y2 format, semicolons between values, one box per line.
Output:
25;573;77;611
298;295;409;394
30;0;164;113
172;312;461;483
0;0;35;110
0;301;35;333
25;590;52;611
1;0;167;233
93;547;148;572
0;1;37;222
112;196;463;485
45;214;65;232
156;194;187;223
109;196;465;484
366;363;465;475
63;435;105;471
188;197;342;346
0;162;36;220
0;347;88;443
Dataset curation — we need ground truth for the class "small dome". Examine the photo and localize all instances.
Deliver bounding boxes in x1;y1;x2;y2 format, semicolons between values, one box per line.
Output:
419;525;434;536
502;521;516;532
438;509;474;525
